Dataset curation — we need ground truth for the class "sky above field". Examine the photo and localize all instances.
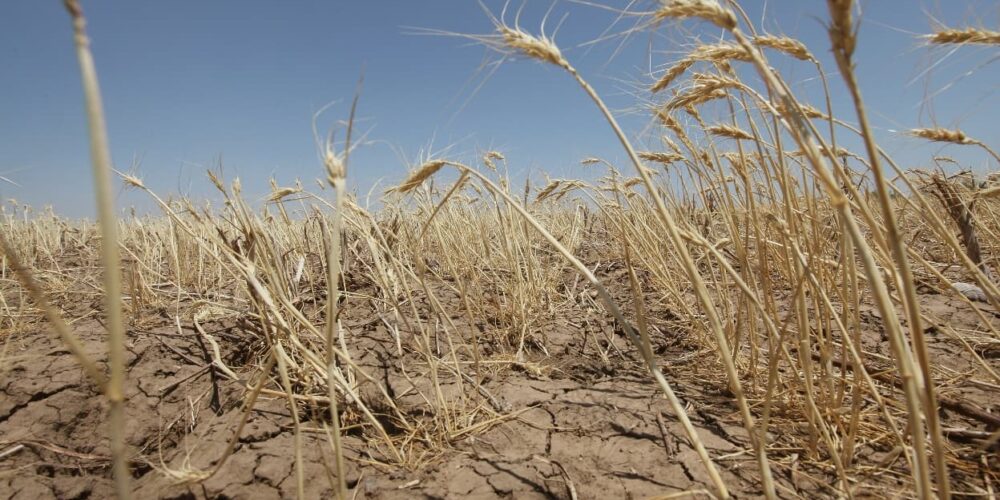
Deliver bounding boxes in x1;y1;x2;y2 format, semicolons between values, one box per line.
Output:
0;1;997;217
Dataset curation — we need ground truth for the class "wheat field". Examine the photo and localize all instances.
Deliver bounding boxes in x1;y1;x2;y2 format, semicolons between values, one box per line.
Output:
1;1;998;498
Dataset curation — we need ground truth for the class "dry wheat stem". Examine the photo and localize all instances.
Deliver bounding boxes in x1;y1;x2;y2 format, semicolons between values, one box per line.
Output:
63;1;131;497
827;6;950;495
926;28;1000;45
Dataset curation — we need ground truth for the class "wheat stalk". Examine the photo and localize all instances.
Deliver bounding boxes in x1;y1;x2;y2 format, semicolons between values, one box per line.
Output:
753;35;815;61
653;0;737;30
926;28;1000;45
62;1;130;497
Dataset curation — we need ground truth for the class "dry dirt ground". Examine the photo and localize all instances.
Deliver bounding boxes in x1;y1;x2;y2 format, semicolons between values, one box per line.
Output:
2;265;998;499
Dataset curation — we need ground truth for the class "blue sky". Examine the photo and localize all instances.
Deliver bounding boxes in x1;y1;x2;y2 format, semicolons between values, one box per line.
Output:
0;1;997;217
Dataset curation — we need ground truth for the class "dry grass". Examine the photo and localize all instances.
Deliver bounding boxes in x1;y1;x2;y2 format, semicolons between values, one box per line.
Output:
2;1;999;499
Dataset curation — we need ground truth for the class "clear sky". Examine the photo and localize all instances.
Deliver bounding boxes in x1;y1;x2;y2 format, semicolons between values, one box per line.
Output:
1;1;997;217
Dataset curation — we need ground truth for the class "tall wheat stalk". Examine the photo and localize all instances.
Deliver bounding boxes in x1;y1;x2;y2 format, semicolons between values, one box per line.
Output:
62;1;130;498
825;1;949;497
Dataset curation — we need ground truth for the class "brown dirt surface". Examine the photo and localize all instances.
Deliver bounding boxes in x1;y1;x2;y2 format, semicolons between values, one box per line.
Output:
2;265;999;499
0;318;755;499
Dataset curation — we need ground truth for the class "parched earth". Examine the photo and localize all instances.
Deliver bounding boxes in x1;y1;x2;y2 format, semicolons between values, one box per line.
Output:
0;318;765;499
1;283;998;498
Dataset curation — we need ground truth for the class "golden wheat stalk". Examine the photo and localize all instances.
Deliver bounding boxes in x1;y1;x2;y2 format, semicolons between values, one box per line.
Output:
909;127;975;144
651;59;694;93
926;28;1000;45
535;179;562;202
638;151;685;164
266;186;303;203
706;124;753;140
499;26;568;68
753;35;815;61
391;160;447;193
689;42;751;62
62;0;130;497
653;0;737;30
909;128;1000;163
482;150;504;170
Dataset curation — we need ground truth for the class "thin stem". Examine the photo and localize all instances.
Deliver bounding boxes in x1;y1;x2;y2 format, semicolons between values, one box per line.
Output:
63;1;130;497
